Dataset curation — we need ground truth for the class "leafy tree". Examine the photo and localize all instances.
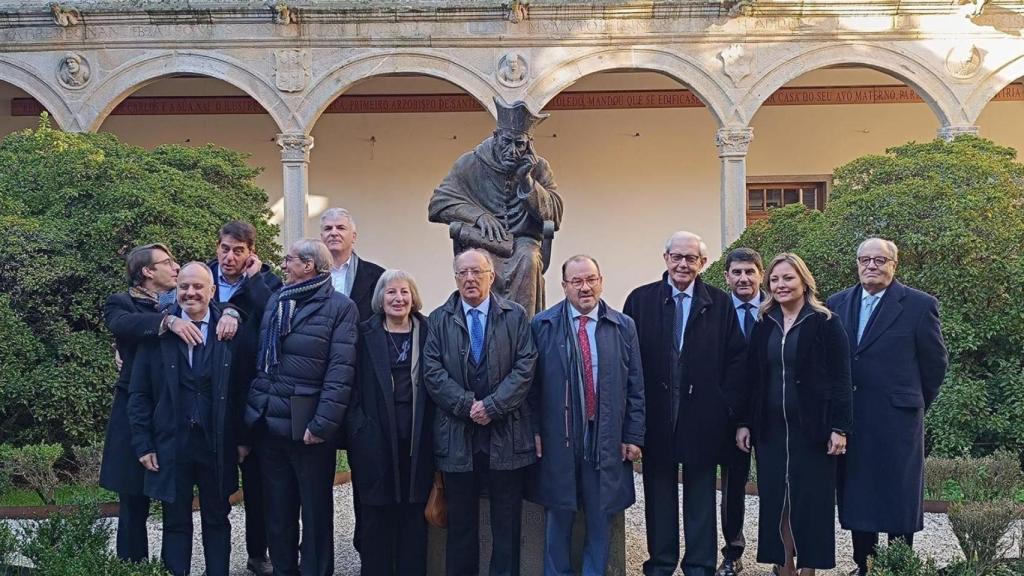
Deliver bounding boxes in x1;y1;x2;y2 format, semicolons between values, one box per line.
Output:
0;115;279;447
706;136;1024;457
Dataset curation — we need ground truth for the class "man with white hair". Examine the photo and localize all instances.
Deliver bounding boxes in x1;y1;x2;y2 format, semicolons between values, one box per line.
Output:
319;207;385;321
245;238;359;576
828;237;948;576
624;231;746;576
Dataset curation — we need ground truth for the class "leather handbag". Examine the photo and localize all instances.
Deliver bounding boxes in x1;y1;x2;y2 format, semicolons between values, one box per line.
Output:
424;471;448;528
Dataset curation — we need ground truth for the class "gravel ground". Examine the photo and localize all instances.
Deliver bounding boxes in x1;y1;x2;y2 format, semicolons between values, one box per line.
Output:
3;474;976;575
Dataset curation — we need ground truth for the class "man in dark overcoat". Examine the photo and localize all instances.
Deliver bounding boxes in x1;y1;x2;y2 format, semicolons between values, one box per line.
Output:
623;231;747;576
207;220;281;576
827;238;948;576
528;255;645;576
101;242;200;563
320;207;385;321
423;248;538;576
127;262;247;576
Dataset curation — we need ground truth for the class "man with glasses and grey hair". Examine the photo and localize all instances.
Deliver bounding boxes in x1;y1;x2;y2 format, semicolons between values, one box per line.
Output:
319;207;385;321
624;231;746;576
245;238;359;576
827;237;948;576
424;248;538;576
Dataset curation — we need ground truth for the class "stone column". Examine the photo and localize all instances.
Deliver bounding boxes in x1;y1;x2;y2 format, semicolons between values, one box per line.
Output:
277;133;315;248
716;127;754;250
937;125;979;141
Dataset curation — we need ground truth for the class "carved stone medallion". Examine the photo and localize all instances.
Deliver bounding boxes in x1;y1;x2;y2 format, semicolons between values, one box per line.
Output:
497;52;529;88
719;44;752;86
945;44;983;80
57;52;90;90
275;49;309;92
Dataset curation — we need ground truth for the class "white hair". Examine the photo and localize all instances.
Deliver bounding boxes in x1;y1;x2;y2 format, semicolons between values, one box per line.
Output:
857;237;899;261
292;238;333;273
320;207;356;230
664;231;704;254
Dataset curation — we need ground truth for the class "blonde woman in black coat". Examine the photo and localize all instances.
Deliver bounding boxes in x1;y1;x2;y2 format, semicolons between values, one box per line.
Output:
734;253;852;576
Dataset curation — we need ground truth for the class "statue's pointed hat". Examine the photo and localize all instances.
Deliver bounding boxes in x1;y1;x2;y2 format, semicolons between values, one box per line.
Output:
494;97;548;135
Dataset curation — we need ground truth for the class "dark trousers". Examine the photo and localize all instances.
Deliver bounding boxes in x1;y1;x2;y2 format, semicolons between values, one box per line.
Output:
240;449;269;560
260;437;337;576
115;492;151;562
719;446;751;562
544;458;610;576
351;482;363;553
444;452;525;576
852;531;914;571
161;438;231;576
642;454;717;576
360;501;428;576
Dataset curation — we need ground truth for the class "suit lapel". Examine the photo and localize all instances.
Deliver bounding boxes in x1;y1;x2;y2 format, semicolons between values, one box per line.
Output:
367;323;398;433
350;260;370;306
841;288;859;350
857;281;905;352
162;336;181;421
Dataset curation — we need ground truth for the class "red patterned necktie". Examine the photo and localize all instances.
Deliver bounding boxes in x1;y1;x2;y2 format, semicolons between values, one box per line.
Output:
578;316;596;420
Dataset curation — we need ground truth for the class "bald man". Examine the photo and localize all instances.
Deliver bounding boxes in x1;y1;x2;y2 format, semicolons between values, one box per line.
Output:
129;262;249;576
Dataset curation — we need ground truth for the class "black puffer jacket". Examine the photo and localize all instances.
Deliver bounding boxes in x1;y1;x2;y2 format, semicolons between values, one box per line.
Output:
245;280;359;442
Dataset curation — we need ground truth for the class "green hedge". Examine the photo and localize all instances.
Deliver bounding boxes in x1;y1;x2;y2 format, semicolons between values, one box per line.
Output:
0;115;279;448
706;136;1024;457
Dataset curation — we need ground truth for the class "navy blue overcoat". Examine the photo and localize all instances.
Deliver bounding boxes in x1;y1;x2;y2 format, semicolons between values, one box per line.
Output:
828;280;948;534
526;300;645;514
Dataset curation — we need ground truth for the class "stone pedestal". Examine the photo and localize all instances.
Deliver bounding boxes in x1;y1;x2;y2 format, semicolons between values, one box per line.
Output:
426;500;625;575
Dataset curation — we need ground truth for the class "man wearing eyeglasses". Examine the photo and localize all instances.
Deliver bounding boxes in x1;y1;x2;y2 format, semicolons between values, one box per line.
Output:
827;237;948;576
624;231;746;576
528;255;645;576
424;248;538;576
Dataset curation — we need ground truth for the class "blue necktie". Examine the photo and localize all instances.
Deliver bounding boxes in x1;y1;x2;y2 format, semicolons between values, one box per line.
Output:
469;309;484;364
741;303;755;342
857;295;878;344
674;293;688;351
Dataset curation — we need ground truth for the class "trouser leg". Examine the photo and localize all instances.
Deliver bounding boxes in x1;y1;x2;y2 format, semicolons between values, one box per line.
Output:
240;448;269;559
161;462;197;576
359;503;395;576
443;466;481;576
719;447;750;562
487;460;525;576
851;531;879;572
116;492;151;562
681;463;717;576
580;461;610;576
296;443;337;576
396;501;428;576
543;508;575;576
196;458;231;576
261;439;301;576
642;457;680;576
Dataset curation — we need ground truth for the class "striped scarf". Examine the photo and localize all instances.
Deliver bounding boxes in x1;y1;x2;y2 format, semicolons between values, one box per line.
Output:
260;272;331;373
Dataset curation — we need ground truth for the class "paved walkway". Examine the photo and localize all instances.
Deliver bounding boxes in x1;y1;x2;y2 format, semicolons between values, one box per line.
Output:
4;473;971;575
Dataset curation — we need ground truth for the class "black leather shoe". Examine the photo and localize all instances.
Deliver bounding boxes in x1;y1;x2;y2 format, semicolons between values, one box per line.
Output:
247;556;274;576
847;568;868;576
716;558;744;576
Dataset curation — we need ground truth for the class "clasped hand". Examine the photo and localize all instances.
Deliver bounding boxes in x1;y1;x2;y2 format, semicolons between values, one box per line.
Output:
470;400;492;425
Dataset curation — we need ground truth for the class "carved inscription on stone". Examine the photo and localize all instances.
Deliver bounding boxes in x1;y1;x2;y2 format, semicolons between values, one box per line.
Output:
496;52;528;88
57;52;90;89
274;49;309;92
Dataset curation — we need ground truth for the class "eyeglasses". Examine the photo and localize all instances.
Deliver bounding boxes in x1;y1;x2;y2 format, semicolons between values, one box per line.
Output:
857;256;894;267
564;276;602;289
666;252;702;265
282;255;307;265
455;268;493;279
148;257;176;269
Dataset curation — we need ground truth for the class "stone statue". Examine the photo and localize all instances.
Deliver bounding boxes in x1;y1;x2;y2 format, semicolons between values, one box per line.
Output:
50;3;81;28
497;53;528;88
429;98;562;316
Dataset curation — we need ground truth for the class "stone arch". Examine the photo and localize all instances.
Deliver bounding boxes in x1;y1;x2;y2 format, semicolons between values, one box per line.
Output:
79;51;295;133
0;56;81;131
737;43;964;127
964;53;1024;125
296;52;499;132
525;48;733;127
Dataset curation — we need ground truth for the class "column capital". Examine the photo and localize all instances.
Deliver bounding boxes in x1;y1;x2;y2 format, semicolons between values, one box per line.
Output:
937;125;979;141
276;133;315;162
715;127;753;157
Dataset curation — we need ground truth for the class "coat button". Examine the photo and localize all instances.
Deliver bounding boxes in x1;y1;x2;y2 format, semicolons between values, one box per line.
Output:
854;355;860;361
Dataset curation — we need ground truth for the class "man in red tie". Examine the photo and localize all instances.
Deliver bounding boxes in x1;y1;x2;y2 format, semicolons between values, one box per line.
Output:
527;254;645;575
